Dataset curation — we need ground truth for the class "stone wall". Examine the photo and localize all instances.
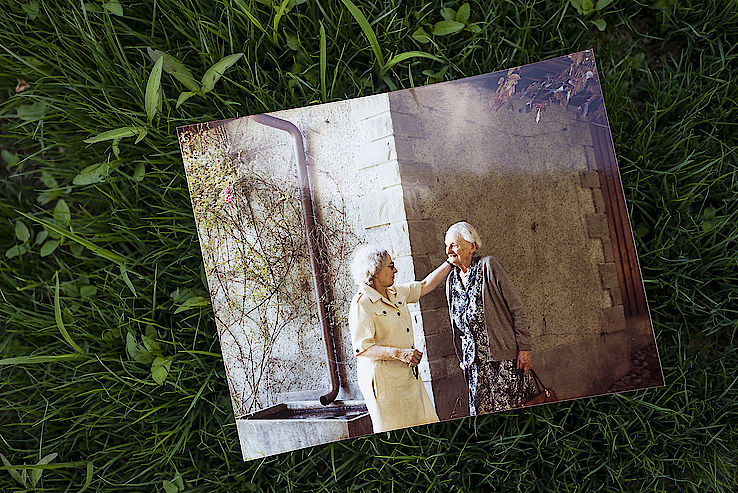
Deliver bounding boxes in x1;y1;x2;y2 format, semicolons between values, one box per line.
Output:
388;74;633;415
349;95;437;407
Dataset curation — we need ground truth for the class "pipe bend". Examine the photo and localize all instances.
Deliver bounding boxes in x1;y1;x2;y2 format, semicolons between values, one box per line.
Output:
251;114;303;142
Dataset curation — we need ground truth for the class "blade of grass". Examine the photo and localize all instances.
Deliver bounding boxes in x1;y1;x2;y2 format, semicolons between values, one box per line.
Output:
146;48;200;92
231;0;270;38
273;0;291;46
382;51;443;75
320;22;327;101
80;461;93;493
339;0;384;68
201;53;244;94
0;354;85;365
0;461;90;471
83;127;143;144
54;271;84;354
145;56;164;123
0;454;25;487
29;453;58;488
15;211;131;267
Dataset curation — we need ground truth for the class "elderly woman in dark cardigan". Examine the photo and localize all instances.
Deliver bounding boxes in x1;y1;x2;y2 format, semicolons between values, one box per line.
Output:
444;221;537;415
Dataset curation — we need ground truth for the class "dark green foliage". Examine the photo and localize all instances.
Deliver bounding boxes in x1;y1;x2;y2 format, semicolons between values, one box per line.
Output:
1;0;736;491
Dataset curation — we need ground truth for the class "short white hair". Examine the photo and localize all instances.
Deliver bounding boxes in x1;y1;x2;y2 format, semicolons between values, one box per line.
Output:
445;221;483;249
351;245;390;285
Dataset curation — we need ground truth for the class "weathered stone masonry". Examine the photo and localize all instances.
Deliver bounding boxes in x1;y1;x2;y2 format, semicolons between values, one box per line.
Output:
349;94;440;408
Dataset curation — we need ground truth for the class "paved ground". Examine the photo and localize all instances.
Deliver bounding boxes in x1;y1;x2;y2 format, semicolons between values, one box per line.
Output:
607;342;664;393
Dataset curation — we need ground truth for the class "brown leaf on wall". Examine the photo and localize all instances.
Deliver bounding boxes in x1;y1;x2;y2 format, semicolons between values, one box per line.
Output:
492;68;521;110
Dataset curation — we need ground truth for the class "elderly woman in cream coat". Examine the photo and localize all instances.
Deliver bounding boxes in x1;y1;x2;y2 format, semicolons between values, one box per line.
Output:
444;221;537;415
349;245;452;433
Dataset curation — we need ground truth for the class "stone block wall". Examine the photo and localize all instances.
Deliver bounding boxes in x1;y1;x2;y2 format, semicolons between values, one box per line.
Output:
387;75;635;410
349;94;437;407
580;159;627;334
390;93;469;418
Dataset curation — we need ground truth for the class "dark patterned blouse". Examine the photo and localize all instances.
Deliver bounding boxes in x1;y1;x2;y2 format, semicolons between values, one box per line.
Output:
449;256;537;415
449;257;490;369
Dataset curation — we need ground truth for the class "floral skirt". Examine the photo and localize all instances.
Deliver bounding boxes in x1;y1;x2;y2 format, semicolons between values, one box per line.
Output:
466;359;538;415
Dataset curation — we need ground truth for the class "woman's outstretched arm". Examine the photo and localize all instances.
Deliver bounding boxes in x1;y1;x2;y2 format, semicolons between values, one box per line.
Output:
358;345;422;366
419;260;453;296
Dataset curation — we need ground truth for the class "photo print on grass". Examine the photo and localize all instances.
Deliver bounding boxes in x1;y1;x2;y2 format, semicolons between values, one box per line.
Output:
176;50;664;461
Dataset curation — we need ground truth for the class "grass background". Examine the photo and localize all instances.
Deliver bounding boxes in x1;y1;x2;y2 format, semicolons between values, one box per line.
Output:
1;0;736;491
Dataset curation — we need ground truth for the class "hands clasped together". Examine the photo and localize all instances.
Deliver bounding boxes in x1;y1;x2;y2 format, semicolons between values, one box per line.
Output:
397;348;423;367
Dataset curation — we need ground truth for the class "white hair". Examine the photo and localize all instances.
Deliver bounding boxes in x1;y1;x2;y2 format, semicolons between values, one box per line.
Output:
445;221;483;249
351;245;390;285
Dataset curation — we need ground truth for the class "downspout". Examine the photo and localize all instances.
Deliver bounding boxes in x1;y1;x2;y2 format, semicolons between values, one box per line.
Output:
250;114;340;406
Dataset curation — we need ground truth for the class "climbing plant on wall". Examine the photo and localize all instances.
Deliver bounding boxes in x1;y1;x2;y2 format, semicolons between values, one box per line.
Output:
492;50;606;125
179;125;308;414
179;123;355;415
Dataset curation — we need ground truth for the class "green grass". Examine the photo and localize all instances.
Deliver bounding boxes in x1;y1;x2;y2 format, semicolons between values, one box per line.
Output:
1;0;736;491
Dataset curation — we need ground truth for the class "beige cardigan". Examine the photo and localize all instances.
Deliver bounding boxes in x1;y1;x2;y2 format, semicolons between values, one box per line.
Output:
445;256;531;362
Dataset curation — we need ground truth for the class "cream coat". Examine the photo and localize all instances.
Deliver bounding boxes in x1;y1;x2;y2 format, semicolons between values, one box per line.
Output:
349;281;439;432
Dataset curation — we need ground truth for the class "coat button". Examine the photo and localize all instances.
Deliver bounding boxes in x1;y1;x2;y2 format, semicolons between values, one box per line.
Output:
397;312;401;316
398;302;402;304
383;310;386;314
406;328;410;332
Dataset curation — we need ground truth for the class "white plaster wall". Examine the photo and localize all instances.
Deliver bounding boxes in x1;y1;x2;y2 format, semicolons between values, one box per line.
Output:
205;94;411;415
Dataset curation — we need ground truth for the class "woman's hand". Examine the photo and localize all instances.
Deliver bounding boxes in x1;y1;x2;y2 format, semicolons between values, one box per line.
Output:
419;261;454;296
396;348;423;367
517;350;532;372
358;345;422;366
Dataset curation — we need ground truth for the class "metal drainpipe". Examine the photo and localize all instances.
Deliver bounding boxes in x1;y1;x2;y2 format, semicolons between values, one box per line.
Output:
250;114;340;406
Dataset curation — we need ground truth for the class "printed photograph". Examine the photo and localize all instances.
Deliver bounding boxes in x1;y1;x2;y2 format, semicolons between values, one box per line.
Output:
177;50;664;461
